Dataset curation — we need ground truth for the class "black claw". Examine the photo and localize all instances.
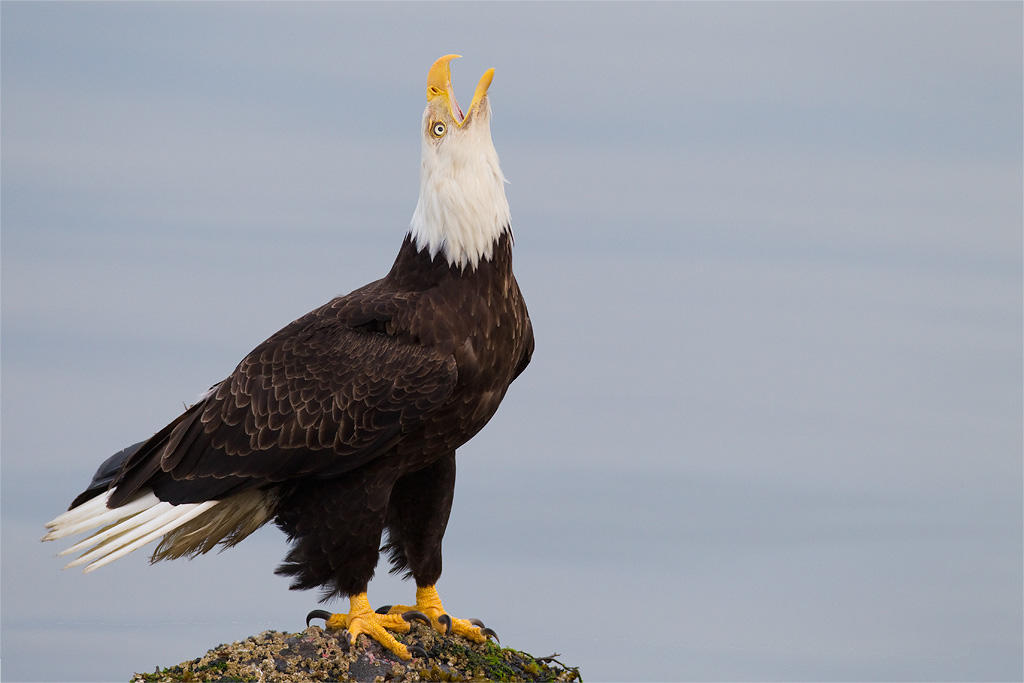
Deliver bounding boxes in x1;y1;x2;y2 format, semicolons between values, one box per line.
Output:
468;618;486;628
306;609;332;627
375;604;393;614
339;629;351;650
437;613;453;635
480;627;499;643
402;610;431;625
407;644;428;659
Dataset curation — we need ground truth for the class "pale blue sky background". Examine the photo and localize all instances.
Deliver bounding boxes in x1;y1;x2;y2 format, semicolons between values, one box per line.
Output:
2;2;1022;681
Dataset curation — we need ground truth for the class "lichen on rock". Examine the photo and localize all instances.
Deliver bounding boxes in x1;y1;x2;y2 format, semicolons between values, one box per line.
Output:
130;623;581;682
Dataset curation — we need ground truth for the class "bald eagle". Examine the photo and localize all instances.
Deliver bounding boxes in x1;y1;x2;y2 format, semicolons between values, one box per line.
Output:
43;55;533;660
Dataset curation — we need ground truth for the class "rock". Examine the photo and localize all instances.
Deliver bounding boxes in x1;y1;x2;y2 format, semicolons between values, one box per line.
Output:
130;622;581;682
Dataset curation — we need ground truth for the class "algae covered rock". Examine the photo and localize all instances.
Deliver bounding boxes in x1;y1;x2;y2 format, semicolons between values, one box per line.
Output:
131;622;581;682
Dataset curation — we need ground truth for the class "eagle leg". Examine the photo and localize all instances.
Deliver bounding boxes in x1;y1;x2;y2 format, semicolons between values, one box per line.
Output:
307;592;417;660
387;584;498;644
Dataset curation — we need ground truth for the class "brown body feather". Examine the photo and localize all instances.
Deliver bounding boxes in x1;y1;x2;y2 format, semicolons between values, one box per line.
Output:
84;229;532;598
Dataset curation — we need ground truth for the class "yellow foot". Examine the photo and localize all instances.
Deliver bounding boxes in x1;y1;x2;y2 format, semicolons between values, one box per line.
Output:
386;584;498;644
306;593;422;660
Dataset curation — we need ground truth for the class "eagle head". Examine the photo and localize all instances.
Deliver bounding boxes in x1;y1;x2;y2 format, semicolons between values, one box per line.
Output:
410;55;511;270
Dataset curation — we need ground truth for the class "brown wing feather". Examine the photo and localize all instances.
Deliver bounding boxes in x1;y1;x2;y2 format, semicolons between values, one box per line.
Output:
109;294;457;506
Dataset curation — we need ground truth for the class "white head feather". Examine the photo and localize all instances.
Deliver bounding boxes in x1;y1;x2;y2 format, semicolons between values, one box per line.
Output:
409;57;511;270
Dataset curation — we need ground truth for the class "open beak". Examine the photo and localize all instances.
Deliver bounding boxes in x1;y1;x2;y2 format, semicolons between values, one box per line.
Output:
426;54;494;128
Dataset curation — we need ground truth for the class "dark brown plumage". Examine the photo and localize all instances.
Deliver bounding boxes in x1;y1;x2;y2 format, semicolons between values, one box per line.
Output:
76;229;531;599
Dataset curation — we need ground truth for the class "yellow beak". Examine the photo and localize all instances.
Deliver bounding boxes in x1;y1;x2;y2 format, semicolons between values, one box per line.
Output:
426;54;494;128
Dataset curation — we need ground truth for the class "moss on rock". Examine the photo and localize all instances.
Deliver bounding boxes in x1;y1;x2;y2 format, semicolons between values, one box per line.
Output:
131;623;581;683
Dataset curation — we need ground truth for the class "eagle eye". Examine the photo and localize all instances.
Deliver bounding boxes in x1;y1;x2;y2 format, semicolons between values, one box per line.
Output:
430;121;447;138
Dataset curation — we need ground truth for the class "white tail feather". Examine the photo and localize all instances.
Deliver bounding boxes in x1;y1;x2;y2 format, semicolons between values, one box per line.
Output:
43;489;221;573
61;501;175;564
44;493;156;542
82;501;218;572
44;491;112;530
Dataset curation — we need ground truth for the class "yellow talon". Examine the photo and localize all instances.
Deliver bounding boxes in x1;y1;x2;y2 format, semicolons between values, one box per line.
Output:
388;584;489;643
319;592;413;660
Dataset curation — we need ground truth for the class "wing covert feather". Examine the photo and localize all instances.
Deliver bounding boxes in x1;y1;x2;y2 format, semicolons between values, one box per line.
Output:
109;301;458;503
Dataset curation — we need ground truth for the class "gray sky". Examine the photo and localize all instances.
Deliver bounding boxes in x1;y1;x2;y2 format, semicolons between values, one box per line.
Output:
3;2;1021;681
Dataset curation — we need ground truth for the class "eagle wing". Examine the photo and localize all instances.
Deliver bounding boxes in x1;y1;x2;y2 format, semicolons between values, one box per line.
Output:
107;297;457;506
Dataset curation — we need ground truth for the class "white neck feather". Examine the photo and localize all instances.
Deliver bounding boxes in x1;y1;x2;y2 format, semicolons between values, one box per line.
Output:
409;101;511;270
